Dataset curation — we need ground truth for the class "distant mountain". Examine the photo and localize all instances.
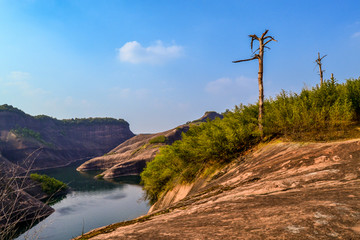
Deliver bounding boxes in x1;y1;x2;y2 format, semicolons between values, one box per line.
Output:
77;111;223;178
0;104;135;170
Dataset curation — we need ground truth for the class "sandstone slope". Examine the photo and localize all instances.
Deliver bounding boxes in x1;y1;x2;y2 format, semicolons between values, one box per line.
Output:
77;111;223;179
77;139;360;240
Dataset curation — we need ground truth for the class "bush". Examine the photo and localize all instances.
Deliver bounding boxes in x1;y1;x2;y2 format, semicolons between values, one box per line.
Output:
0;104;26;115
60;117;128;126
346;78;360;120
264;78;354;138
30;173;67;195
141;104;260;203
11;127;46;144
149;135;167;144
141;78;360;203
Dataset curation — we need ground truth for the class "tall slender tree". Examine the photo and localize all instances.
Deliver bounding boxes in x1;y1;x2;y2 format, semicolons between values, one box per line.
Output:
315;52;327;85
233;29;276;138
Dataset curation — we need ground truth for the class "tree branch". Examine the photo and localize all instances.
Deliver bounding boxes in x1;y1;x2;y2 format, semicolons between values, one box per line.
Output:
249;34;259;40
261;29;269;39
232;55;258;63
264;38;277;46
263;35;274;40
320;54;327;60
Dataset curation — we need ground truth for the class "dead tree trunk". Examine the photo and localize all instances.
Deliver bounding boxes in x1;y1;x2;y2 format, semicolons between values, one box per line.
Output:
233;30;276;138
316;52;327;85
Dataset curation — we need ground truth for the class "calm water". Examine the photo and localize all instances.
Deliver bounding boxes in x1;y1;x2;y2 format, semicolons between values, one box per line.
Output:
16;161;150;240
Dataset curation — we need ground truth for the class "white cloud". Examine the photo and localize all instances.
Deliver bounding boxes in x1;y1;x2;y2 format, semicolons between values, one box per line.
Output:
117;40;183;64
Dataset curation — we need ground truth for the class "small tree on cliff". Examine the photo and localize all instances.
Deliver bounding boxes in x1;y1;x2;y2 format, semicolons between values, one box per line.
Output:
315;52;327;86
233;29;277;138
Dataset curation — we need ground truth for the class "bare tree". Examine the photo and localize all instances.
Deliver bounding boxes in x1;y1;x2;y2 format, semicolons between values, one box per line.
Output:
0;148;53;240
315;52;327;85
233;29;277;138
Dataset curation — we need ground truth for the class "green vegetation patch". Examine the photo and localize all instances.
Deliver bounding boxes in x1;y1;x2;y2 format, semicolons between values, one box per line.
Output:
30;173;68;195
103;152;116;156
95;174;104;180
60;117;128;126
149;135;167;144
11;127;46;144
34;114;57;121
141;77;360;204
0;104;27;115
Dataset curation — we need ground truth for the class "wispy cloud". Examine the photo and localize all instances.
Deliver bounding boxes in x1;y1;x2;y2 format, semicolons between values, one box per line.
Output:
117;40;183;64
5;71;48;97
205;78;233;95
8;71;31;80
205;76;255;95
352;32;360;38
109;87;151;100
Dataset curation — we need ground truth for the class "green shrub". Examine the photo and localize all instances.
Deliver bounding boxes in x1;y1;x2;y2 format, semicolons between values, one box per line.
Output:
30;173;68;195
0;104;27;115
149;135;167;144
11;127;46;144
95;174;104;180
103;152;116;156
346;78;360;120
264;78;354;137
60;117;128;126
141;78;360;203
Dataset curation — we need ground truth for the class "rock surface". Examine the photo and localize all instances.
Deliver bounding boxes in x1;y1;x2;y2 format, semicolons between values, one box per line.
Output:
77;125;189;178
77;111;223;178
77;139;360;240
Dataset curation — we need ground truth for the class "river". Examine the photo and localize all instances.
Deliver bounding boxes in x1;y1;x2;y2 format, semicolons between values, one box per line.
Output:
16;161;150;240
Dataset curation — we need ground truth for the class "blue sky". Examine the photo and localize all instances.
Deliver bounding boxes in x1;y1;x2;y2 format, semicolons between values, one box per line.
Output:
0;0;359;133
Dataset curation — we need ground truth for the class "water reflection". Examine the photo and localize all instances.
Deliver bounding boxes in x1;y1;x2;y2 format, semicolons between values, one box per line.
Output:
37;163;141;192
16;161;150;240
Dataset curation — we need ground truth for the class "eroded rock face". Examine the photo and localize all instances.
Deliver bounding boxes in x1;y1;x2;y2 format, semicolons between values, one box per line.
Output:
0;110;134;170
77;125;189;178
79;139;360;240
77;111;223;179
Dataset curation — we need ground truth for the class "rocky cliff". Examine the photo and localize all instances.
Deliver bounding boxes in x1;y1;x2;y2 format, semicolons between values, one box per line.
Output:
76;139;360;239
76;111;223;178
0;105;134;170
